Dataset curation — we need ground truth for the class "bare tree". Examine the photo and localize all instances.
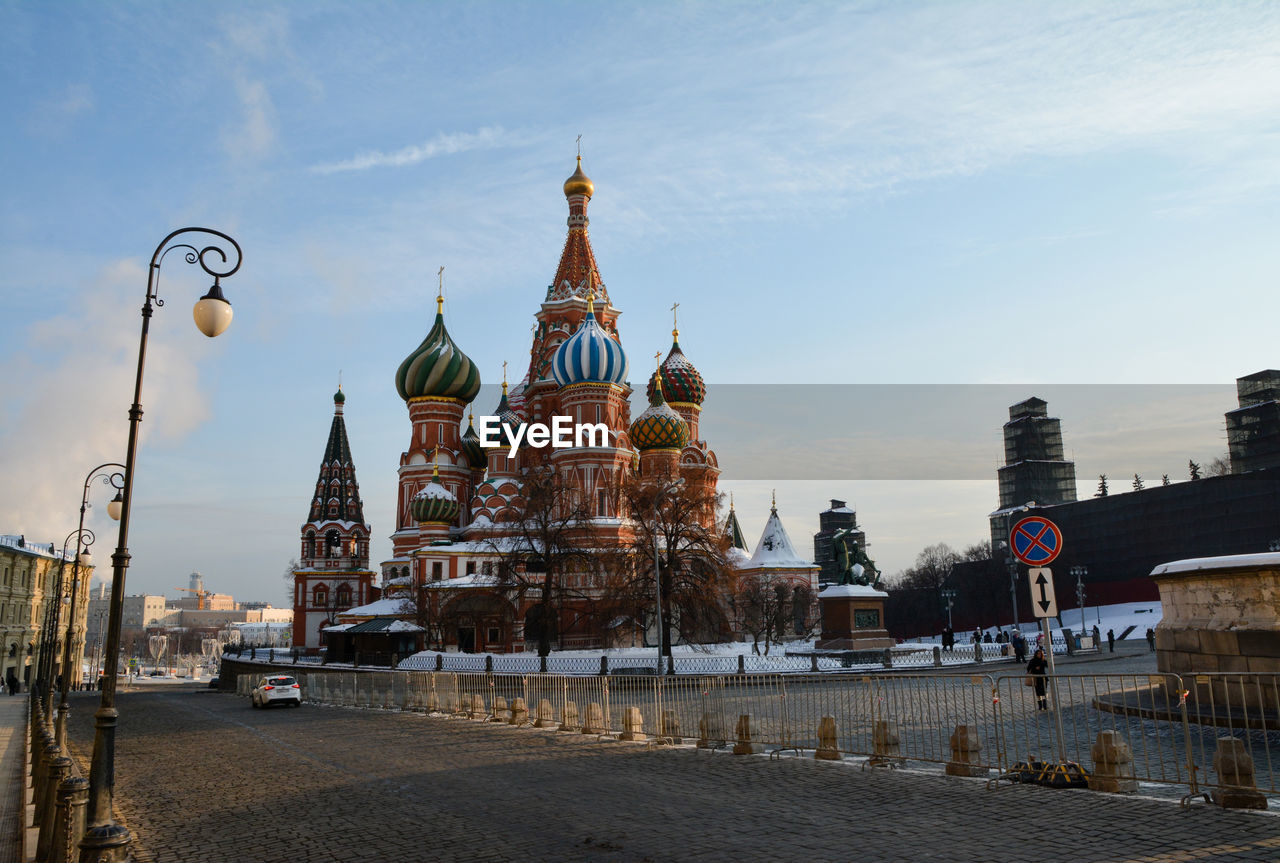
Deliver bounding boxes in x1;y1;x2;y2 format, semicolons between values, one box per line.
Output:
1205;453;1233;477
612;475;735;658
486;465;597;657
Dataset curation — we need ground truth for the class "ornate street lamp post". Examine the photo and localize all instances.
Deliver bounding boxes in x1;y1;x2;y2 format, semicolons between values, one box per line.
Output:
37;528;92;726
55;464;125;748
80;228;241;863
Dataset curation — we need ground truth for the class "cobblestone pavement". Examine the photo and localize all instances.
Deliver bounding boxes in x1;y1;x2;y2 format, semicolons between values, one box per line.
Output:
61;684;1280;863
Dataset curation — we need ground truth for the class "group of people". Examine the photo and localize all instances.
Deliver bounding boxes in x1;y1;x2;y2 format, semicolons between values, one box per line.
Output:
939;626;1033;662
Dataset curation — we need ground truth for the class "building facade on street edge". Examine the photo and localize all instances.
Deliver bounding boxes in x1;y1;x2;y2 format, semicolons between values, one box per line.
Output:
304;160;819;658
0;534;92;689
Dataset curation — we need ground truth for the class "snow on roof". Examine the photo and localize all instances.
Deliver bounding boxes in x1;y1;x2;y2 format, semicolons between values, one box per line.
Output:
337;597;409;618
1151;551;1280;576
322;623;354;632
823;506;855;514
424;573;501;590
746;508;813;568
819;583;888;599
0;535;69;560
414;481;456;501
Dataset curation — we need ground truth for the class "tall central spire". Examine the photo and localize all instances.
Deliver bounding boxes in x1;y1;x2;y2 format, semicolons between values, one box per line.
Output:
548;156;608;304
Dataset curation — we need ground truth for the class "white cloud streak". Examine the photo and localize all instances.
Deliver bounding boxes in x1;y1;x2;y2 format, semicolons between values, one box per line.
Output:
309;126;519;174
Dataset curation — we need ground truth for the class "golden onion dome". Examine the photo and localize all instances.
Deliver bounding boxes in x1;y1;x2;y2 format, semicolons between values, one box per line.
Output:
563;156;594;198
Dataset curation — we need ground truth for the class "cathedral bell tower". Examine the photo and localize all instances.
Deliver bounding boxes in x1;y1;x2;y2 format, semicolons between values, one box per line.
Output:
292;387;377;652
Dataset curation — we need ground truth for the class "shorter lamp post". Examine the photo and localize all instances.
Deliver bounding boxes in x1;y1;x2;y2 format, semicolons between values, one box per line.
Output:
1070;560;1090;635
56;463;125;748
1069;565;1088;637
940;588;957;630
650;478;684;676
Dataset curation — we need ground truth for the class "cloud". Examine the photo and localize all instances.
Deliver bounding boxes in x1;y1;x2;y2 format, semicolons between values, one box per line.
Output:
221;71;278;162
310;126;519;174
25;83;93;137
565;1;1280;226
0;259;218;549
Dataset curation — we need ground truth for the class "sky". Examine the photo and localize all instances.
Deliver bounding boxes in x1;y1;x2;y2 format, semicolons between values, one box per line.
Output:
3;1;1278;605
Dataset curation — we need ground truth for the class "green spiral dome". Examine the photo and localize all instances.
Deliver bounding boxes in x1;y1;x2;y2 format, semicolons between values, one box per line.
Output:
395;306;481;403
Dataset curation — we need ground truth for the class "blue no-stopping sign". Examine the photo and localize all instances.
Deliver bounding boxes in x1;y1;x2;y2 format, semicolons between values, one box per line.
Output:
1009;516;1063;566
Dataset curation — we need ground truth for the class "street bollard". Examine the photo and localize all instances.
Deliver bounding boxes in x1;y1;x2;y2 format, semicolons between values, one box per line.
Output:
810;655;820;673
509;697;529;725
946;724;988;776
869;720;902;767
733;714;761;755
582;702;606;734
1087;730;1137;793
1211;738;1267;809
37;755;72;860
814;716;840;761
698;712;727;749
620;707;645;741
559;700;580;731
534;698;556;728
33;742;59;827
598;656;608;676
52;775;88;863
933;646;942;667
659;709;682;744
881;648;893;669
974;643;983;664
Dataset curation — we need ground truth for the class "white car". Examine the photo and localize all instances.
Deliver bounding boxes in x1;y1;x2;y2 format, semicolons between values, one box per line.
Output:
251;675;301;708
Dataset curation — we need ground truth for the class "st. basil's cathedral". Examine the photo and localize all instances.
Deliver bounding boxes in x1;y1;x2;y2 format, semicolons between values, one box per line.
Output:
292;159;819;656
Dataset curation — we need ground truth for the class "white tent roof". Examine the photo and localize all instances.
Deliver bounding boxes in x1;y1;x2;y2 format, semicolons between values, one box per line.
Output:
746;506;812;568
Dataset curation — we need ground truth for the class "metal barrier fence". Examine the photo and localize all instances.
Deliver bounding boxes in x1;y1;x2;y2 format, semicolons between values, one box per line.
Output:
235;669;1279;806
392;643;1029;675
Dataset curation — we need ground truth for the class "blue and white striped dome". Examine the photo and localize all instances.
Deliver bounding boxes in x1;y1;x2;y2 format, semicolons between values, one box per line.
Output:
551;303;628;388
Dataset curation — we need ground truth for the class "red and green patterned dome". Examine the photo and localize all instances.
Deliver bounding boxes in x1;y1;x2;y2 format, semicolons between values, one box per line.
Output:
647;337;705;406
630;374;690;451
411;466;459;524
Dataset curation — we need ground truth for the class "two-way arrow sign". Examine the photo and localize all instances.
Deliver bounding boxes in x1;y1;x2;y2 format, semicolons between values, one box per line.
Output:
1028;567;1058;618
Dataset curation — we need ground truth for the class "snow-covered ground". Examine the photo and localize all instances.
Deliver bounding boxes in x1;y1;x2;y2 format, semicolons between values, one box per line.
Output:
231;599;1165;675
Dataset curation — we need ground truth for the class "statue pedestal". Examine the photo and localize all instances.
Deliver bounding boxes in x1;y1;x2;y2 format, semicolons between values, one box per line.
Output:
816;584;894;651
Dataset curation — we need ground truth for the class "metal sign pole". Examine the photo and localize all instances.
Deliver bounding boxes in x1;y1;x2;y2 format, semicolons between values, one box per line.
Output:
1040;615;1067;764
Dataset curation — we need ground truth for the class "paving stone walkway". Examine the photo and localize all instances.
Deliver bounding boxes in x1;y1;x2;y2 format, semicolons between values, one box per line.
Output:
0;696;27;863
60;684;1280;863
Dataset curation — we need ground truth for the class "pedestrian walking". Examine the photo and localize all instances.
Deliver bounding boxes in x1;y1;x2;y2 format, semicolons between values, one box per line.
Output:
1146;627;1155;652
4;671;16;695
1107;628;1115;653
1092;624;1100;647
1012;630;1026;663
1026;648;1049;710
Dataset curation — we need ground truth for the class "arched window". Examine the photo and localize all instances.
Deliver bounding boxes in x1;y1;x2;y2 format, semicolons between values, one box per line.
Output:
325;530;341;557
335;583;352;607
313;584;328;607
